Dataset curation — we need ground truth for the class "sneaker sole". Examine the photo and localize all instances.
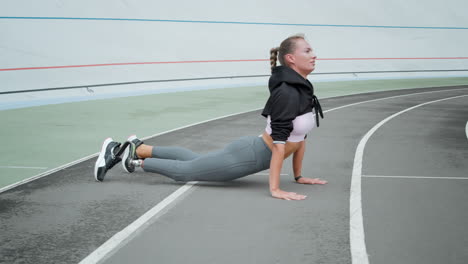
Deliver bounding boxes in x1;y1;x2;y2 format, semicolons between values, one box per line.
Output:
94;138;113;182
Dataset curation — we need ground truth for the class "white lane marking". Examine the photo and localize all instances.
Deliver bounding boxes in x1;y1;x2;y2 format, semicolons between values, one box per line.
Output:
466;121;468;139
75;88;467;264
350;94;468;264
323;87;468;114
0;166;48;169
255;173;288;176
363;175;468;180
79;181;198;264
2;87;467;195
0;153;101;193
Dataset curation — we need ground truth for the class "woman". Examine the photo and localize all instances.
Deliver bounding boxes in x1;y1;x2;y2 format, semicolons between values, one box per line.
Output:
94;34;326;200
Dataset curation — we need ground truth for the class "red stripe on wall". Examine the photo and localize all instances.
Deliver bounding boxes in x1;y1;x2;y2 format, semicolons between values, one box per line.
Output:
1;57;468;72
319;57;468;60
0;59;268;72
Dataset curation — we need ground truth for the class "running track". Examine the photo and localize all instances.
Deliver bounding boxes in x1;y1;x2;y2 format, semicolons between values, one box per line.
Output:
0;86;467;264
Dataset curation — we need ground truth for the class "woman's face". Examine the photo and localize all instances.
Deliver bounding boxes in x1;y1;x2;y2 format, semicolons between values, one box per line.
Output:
287;39;317;78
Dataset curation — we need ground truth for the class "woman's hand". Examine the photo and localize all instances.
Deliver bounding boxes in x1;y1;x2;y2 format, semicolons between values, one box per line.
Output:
296;177;328;185
271;189;307;200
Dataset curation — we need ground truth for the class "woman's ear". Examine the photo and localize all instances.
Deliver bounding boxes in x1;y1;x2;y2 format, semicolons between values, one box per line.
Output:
284;53;295;66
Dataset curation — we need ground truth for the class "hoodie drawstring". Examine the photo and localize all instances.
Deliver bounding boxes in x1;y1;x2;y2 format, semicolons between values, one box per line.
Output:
312;95;324;127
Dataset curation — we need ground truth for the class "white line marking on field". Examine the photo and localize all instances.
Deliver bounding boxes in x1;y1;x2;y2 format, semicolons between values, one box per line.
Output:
0;166;48;169
323;87;468;114
363;175;468;180
78;181;198;264
466;121;468;139
350;94;468;264
0;153;101;193
255;173;288;176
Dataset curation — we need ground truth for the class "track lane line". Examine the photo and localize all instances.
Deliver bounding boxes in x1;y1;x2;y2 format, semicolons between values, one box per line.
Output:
350;93;468;264
0;165;48;169
363;175;468;180
255;173;288;176
78;87;468;264
79;181;198;264
466;121;468;139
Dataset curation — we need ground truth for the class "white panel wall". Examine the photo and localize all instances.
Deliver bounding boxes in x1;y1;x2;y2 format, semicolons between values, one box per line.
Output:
1;0;468;107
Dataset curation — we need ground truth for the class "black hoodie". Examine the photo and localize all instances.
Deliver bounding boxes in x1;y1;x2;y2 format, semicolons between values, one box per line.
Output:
261;66;323;142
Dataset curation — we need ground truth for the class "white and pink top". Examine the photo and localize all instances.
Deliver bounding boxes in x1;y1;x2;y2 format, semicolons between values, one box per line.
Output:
265;111;316;143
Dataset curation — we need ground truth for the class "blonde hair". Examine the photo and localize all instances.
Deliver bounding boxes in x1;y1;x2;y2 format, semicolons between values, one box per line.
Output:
270;34;305;71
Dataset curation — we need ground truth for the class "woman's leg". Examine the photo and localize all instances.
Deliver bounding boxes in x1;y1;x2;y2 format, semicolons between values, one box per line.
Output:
135;144;200;161
151;146;200;161
141;136;270;182
124;136;201;174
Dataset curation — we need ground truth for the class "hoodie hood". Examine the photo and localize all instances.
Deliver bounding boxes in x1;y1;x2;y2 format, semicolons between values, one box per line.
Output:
268;66;313;93
262;65;323;129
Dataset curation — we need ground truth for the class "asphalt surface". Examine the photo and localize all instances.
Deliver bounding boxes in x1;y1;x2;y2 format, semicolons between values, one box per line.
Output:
1;86;467;264
362;94;468;264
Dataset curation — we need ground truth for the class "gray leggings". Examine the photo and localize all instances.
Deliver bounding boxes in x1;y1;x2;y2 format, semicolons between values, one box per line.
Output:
142;136;272;182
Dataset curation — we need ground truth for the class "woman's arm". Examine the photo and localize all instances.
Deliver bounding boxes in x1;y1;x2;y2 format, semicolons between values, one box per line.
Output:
293;141;328;185
269;143;307;200
292;141;306;178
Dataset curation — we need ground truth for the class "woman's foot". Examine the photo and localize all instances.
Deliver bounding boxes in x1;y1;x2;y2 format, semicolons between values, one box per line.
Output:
94;138;123;182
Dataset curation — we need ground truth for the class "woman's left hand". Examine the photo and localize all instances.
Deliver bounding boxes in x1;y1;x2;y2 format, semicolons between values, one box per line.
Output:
297;177;328;185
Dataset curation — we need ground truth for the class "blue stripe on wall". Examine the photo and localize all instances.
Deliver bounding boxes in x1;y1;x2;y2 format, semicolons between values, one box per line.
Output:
1;16;467;30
